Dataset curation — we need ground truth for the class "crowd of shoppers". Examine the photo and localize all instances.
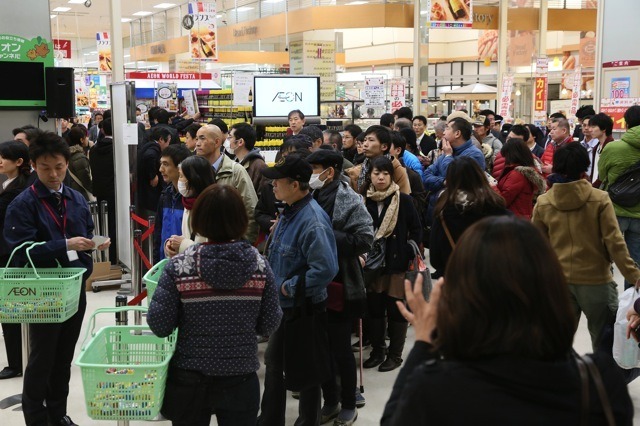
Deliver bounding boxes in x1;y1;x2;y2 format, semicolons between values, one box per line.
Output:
4;103;640;426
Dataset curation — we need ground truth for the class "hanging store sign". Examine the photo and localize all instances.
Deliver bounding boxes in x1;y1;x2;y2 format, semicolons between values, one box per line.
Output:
427;0;473;29
53;39;71;59
188;2;218;61
569;67;582;117
363;75;385;109
390;79;406;113
533;57;549;127
498;73;514;119
96;32;111;73
125;72;212;80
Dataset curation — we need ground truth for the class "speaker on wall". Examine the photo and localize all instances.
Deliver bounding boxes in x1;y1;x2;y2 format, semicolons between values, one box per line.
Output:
45;67;75;118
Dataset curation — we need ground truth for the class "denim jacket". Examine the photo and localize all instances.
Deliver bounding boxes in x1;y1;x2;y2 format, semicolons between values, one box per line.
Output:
267;193;339;308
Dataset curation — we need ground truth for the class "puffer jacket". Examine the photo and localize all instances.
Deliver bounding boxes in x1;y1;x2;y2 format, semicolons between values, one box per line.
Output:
148;241;282;376
540;137;574;177
496;165;546;219
68;145;93;199
532;179;640;285
598;126;640;217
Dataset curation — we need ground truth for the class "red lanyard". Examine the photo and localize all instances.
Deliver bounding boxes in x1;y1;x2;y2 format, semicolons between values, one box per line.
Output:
30;185;67;236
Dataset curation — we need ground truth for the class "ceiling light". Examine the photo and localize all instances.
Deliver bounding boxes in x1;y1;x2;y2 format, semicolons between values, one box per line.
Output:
132;11;153;16
90;50;97;54
236;6;254;11
50;14;57;18
420;10;427;15
67;0;86;3
344;1;368;4
153;3;176;8
216;14;222;17
52;6;71;12
121;18;132;22
263;0;284;3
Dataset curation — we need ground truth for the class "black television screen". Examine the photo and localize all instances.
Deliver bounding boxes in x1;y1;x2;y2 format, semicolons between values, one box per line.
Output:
0;61;46;108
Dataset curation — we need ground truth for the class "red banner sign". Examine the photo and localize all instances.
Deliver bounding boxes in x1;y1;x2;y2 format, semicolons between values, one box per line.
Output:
125;72;212;80
53;39;71;59
534;77;548;112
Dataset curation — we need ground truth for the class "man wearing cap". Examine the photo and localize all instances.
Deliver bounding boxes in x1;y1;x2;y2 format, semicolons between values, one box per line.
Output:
258;154;339;426
473;115;502;172
306;149;373;425
195;124;258;242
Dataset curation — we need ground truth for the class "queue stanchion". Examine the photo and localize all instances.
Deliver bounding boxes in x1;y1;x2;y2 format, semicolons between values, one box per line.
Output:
147;215;155;267
133;229;143;327
115;295;128;326
88;201;100;262
100;200;110;263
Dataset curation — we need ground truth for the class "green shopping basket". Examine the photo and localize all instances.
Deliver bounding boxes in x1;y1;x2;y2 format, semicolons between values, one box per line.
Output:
142;258;169;306
0;241;86;323
76;306;177;420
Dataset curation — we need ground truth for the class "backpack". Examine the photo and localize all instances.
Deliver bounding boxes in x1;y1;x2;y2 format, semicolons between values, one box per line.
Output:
606;160;640;207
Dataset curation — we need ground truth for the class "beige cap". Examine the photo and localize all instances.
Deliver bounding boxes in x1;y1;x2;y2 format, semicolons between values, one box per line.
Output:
447;111;474;123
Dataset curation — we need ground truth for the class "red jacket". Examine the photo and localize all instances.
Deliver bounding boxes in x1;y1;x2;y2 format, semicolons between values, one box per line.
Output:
492;153;505;180
497;165;546;219
541;137;574;177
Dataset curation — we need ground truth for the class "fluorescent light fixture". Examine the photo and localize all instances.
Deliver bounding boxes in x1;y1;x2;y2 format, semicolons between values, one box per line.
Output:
121;18;132;22
344;1;368;4
52;6;71;12
263;0;284;3
420;10;427;15
153;3;176;8
216;14;222;17
90;50;97;54
50;14;57;18
67;0;87;3
83;53;92;56
132;10;153;16
85;61;98;64
236;6;254;11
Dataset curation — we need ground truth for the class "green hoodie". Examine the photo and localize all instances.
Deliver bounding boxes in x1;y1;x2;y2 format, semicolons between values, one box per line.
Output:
598;125;640;218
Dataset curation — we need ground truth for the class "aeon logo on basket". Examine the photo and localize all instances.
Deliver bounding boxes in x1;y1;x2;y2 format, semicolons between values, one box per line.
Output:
7;287;36;296
272;92;303;103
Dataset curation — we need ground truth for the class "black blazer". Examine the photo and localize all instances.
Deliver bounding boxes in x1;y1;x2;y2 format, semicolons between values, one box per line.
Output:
0;174;29;261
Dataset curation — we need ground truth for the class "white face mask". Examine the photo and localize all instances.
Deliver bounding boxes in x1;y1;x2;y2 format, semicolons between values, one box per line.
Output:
224;139;235;155
177;180;191;197
309;169;328;190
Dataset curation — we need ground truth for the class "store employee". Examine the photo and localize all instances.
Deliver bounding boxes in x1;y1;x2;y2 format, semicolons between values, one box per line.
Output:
4;131;110;426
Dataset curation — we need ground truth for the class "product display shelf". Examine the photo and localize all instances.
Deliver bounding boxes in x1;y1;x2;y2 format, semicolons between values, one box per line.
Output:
195;89;252;128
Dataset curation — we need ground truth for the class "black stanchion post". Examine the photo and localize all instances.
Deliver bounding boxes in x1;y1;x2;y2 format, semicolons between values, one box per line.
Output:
115;295;128;326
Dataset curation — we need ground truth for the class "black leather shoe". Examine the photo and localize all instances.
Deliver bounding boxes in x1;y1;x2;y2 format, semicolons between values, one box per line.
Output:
0;367;22;379
57;415;78;426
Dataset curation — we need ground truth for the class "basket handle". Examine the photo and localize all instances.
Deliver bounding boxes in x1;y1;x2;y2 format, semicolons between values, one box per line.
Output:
80;306;149;352
1;241;45;280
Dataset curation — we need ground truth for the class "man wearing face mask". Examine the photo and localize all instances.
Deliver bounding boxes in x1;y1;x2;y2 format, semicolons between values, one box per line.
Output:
306;149;374;425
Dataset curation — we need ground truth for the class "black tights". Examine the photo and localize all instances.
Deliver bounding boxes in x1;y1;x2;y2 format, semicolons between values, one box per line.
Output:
366;291;406;323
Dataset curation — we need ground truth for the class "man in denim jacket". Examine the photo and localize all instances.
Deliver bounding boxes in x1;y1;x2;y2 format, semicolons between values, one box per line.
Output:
258;154;339;426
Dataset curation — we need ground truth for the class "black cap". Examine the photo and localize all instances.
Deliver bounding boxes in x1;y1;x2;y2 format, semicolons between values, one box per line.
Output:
307;149;344;171
262;154;313;182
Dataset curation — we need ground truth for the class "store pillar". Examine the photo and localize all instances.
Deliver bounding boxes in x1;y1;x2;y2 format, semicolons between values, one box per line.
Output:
413;0;429;116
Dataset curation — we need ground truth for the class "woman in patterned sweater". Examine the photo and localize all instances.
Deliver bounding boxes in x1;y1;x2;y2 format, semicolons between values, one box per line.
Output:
148;184;283;426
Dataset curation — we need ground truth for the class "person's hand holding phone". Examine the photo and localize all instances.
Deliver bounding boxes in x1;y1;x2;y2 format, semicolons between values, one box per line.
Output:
397;274;443;344
627;303;640;341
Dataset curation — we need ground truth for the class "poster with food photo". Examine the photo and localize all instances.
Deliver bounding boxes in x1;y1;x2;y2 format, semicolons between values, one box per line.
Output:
96;32;112;73
478;30;498;61
428;0;473;28
188;2;217;60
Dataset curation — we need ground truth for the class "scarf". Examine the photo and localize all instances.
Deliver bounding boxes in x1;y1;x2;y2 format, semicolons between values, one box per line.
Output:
182;196;197;210
367;181;400;240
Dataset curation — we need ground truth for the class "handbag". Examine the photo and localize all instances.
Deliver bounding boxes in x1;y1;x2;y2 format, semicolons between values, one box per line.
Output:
612;287;640;369
364;237;386;271
575;354;616;426
405;240;433;301
606;160;640;207
326;281;344;312
68;169;97;202
283;271;331;392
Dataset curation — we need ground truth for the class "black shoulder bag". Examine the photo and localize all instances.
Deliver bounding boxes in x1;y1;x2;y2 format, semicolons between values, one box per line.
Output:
606;160;640;207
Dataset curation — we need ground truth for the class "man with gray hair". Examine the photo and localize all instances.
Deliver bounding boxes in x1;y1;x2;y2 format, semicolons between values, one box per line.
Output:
393;117;412;132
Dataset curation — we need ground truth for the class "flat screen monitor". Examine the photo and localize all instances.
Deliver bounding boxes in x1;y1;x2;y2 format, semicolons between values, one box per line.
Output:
253;75;320;118
0;62;46;108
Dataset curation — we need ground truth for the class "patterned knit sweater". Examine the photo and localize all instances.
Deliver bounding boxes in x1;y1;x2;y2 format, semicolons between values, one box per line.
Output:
148;241;282;376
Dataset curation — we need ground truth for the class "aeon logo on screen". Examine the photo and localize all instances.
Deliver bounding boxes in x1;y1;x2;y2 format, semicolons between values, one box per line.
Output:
272;92;303;102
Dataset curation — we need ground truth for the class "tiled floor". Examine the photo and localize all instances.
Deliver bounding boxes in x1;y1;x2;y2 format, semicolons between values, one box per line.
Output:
2;267;640;425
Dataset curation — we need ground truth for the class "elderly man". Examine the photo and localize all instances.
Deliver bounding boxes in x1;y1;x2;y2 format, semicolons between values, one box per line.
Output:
258;154;339;426
541;118;574;177
195;124;258;242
